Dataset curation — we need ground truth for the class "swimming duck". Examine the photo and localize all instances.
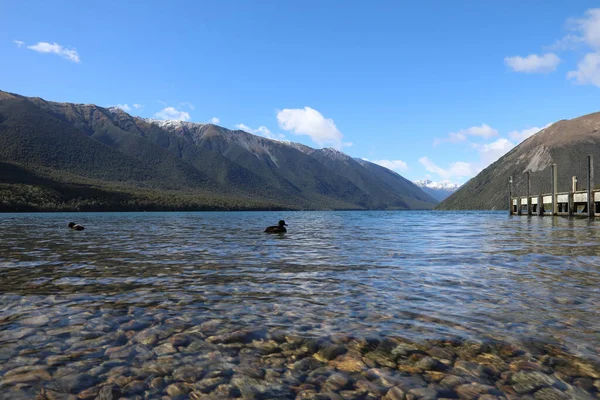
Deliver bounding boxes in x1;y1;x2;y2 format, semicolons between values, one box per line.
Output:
264;220;287;233
68;222;85;231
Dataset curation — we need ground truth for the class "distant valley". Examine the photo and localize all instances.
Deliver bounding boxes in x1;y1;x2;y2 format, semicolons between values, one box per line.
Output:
0;90;438;212
413;180;461;201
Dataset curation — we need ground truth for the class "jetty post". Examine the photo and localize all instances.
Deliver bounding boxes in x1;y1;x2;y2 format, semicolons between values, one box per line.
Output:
537;194;543;216
551;164;558;216
526;171;531;215
509;176;513;215
569;176;577;216
588;155;594;219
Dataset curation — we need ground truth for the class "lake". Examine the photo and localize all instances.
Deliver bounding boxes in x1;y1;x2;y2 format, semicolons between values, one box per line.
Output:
0;211;599;399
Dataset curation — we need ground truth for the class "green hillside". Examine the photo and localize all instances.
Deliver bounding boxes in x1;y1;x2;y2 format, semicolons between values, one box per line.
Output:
0;90;438;212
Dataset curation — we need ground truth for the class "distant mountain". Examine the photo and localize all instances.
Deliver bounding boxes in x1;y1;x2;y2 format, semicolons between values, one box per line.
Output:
437;111;600;210
414;180;461;201
0;90;438;211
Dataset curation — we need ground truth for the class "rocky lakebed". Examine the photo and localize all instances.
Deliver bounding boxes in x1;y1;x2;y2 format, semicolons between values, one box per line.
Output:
0;301;599;400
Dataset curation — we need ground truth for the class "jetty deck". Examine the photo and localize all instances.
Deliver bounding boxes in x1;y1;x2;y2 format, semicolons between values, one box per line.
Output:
510;155;597;217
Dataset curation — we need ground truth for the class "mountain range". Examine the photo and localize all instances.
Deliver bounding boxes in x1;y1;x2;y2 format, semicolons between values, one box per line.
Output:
413;180;461;201
437;111;600;210
0;90;438;212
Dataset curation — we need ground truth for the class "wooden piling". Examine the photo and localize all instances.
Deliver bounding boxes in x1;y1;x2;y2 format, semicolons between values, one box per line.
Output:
551;164;558;216
569;176;576;216
569;192;574;216
526;172;531;215
509;176;513;215
588;155;594;219
538;195;543;216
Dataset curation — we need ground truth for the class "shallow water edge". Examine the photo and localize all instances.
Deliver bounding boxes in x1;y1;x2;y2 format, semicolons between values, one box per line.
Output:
1;211;599;398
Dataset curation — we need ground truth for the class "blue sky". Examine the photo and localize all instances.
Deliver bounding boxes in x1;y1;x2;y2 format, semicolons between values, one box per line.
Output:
2;1;600;184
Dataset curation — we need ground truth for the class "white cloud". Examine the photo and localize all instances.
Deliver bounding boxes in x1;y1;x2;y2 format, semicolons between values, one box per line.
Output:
419;157;477;181
567;52;600;87
424;120;555;183
509;9;600;86
472;138;515;166
545;34;584;51
154;107;191;121
422;135;523;183
567;9;600;50
434;124;498;146
508;124;551;143
504;53;560;73
463;124;498;138
26;42;80;63
276;106;350;149
370;159;409;172
433;132;466;146
133;104;143;109
235;123;285;140
14;40;24;48
541;9;600;87
210;117;220;124
180;102;195;110
114;104;131;112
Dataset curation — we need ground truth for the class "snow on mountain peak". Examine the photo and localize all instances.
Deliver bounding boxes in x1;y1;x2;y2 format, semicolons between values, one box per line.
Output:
142;118;204;130
321;147;352;161
107;106;126;114
414;180;461;190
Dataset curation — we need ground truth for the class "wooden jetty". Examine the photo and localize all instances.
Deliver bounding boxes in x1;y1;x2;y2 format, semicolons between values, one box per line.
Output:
509;155;597;218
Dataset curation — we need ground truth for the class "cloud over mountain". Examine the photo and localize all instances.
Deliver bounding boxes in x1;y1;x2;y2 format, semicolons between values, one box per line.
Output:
277;107;350;149
154;107;191;121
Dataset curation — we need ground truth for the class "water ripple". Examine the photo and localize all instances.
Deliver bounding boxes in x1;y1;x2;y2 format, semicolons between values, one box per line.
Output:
1;211;600;361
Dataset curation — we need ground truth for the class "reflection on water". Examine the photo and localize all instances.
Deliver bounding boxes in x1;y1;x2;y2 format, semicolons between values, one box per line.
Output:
1;211;599;360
